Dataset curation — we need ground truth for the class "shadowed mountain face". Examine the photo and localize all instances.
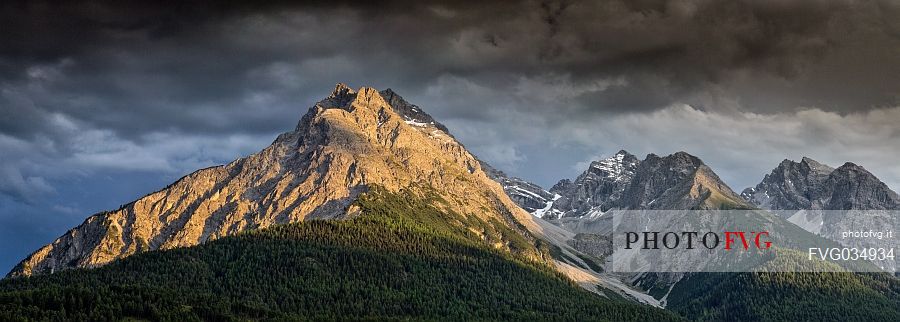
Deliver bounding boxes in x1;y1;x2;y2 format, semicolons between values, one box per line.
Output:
615;152;751;211
548;150;640;218
740;158;899;263
8;84;543;278
488;150;753;219
480;162;557;213
742;157;900;210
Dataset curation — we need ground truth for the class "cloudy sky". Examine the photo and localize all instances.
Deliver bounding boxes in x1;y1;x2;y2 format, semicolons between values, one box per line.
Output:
1;0;899;273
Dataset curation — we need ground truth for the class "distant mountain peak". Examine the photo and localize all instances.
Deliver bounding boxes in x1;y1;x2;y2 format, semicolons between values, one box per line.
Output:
799;157;833;171
331;82;354;96
313;83;359;111
669;151;705;166
837;161;863;170
743;157;899;211
587;150;640;183
778;158;795;167
800;156;818;164
494;150;750;219
617;152;749;210
672;150;698;158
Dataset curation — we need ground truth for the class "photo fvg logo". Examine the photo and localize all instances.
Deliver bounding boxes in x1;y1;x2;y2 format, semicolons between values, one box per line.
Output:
624;231;772;250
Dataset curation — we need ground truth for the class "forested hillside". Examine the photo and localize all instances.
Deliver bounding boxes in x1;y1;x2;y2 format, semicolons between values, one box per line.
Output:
667;271;900;321
0;187;679;321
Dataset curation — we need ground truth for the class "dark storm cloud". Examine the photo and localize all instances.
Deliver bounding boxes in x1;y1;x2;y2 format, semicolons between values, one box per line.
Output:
2;0;893;118
1;0;899;198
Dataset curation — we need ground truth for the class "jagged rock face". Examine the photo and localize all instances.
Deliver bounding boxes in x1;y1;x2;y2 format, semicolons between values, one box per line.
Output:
616;152;751;210
9;84;540;278
549;151;640;218
742;157;899;210
480;162;556;213
826;163;900;210
740;157;834;209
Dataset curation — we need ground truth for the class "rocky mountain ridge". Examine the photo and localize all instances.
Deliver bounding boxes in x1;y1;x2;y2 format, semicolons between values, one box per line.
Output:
489;150;753;219
740;157;899;270
742;157;900;211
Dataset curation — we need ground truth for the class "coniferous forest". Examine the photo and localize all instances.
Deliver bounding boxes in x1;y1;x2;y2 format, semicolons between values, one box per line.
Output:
667;270;900;321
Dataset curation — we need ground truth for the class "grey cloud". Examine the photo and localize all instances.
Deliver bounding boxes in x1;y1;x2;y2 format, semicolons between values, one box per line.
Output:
414;77;900;192
539;105;900;191
1;0;899;198
0;165;54;204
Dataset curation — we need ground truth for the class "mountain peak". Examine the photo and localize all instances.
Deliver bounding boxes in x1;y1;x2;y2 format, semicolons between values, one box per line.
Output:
837;162;863;170
670;151;702;163
9;84;540;277
799;157;833;172
743;158;898;211
614;152;749;210
331;82;355;97
315;83;361;110
831;161;885;184
585;150;641;184
537;150;643;218
647;152;705;175
639;151;704;168
826;162;900;210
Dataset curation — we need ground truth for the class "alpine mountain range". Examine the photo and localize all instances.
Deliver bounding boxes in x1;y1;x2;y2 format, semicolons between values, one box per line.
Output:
493;151;900;220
